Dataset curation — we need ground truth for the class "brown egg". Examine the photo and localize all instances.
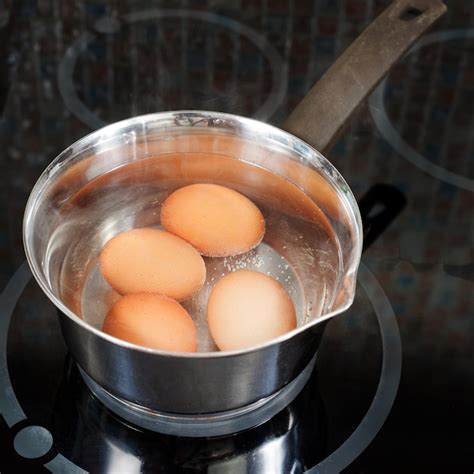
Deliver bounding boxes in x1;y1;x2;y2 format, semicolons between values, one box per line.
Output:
103;293;197;352
207;270;297;351
99;228;205;301
161;184;265;257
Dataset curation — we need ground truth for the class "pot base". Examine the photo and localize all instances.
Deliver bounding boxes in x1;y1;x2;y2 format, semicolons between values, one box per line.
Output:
78;353;317;438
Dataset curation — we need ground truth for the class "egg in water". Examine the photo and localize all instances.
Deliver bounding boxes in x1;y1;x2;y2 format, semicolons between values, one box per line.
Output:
207;270;297;351
161;183;265;257
102;293;197;352
99;228;206;301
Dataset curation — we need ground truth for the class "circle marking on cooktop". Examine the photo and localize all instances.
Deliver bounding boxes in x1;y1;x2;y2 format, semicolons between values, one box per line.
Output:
58;9;288;129
370;29;474;192
13;425;53;459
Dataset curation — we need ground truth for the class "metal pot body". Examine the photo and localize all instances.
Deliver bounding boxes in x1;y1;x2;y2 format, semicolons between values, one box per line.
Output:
59;310;326;413
24;111;362;414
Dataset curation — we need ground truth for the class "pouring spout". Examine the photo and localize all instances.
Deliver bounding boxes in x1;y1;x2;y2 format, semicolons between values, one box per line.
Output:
329;182;407;314
330;272;359;314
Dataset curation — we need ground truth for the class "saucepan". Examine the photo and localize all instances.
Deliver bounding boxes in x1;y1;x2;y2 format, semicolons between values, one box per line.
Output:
23;0;445;434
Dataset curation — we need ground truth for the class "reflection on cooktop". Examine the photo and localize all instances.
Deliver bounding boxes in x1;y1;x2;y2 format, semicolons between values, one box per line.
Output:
50;360;326;473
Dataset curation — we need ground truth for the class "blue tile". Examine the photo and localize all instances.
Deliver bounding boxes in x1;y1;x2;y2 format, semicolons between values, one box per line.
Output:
439;67;460;86
333;138;347;154
397;274;415;288
429;104;450;123
84;2;107;17
437;182;457;198
186;50;207;70
288;78;305;94
423;142;442;161
393;303;406;316
314;37;336;56
263;15;288;34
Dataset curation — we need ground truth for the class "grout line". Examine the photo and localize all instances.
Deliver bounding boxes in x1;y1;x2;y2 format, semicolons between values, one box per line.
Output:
180;0;189;109
105;8;115;120
129;0;139;116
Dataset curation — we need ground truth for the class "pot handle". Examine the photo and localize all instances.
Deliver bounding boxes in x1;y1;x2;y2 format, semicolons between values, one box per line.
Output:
359;184;407;251
283;0;446;155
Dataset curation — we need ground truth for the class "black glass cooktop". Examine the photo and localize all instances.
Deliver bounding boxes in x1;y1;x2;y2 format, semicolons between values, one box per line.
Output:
0;1;473;472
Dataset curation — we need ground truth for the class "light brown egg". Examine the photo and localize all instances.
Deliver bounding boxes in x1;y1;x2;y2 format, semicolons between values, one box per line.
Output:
99;228;206;301
161;184;265;257
207;270;297;351
102;293;197;352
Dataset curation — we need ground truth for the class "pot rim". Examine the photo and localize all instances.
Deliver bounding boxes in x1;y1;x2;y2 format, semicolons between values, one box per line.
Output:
23;110;363;360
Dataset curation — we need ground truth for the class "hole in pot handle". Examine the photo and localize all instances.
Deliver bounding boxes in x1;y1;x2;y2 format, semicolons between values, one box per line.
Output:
283;0;446;156
399;6;424;21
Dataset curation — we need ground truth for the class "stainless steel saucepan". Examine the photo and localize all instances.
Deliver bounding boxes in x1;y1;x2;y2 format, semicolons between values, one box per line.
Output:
23;0;445;427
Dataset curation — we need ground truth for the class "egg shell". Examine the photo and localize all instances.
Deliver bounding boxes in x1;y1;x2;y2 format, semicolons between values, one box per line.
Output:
207;270;297;351
161;183;265;257
99;228;206;301
102;293;197;352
